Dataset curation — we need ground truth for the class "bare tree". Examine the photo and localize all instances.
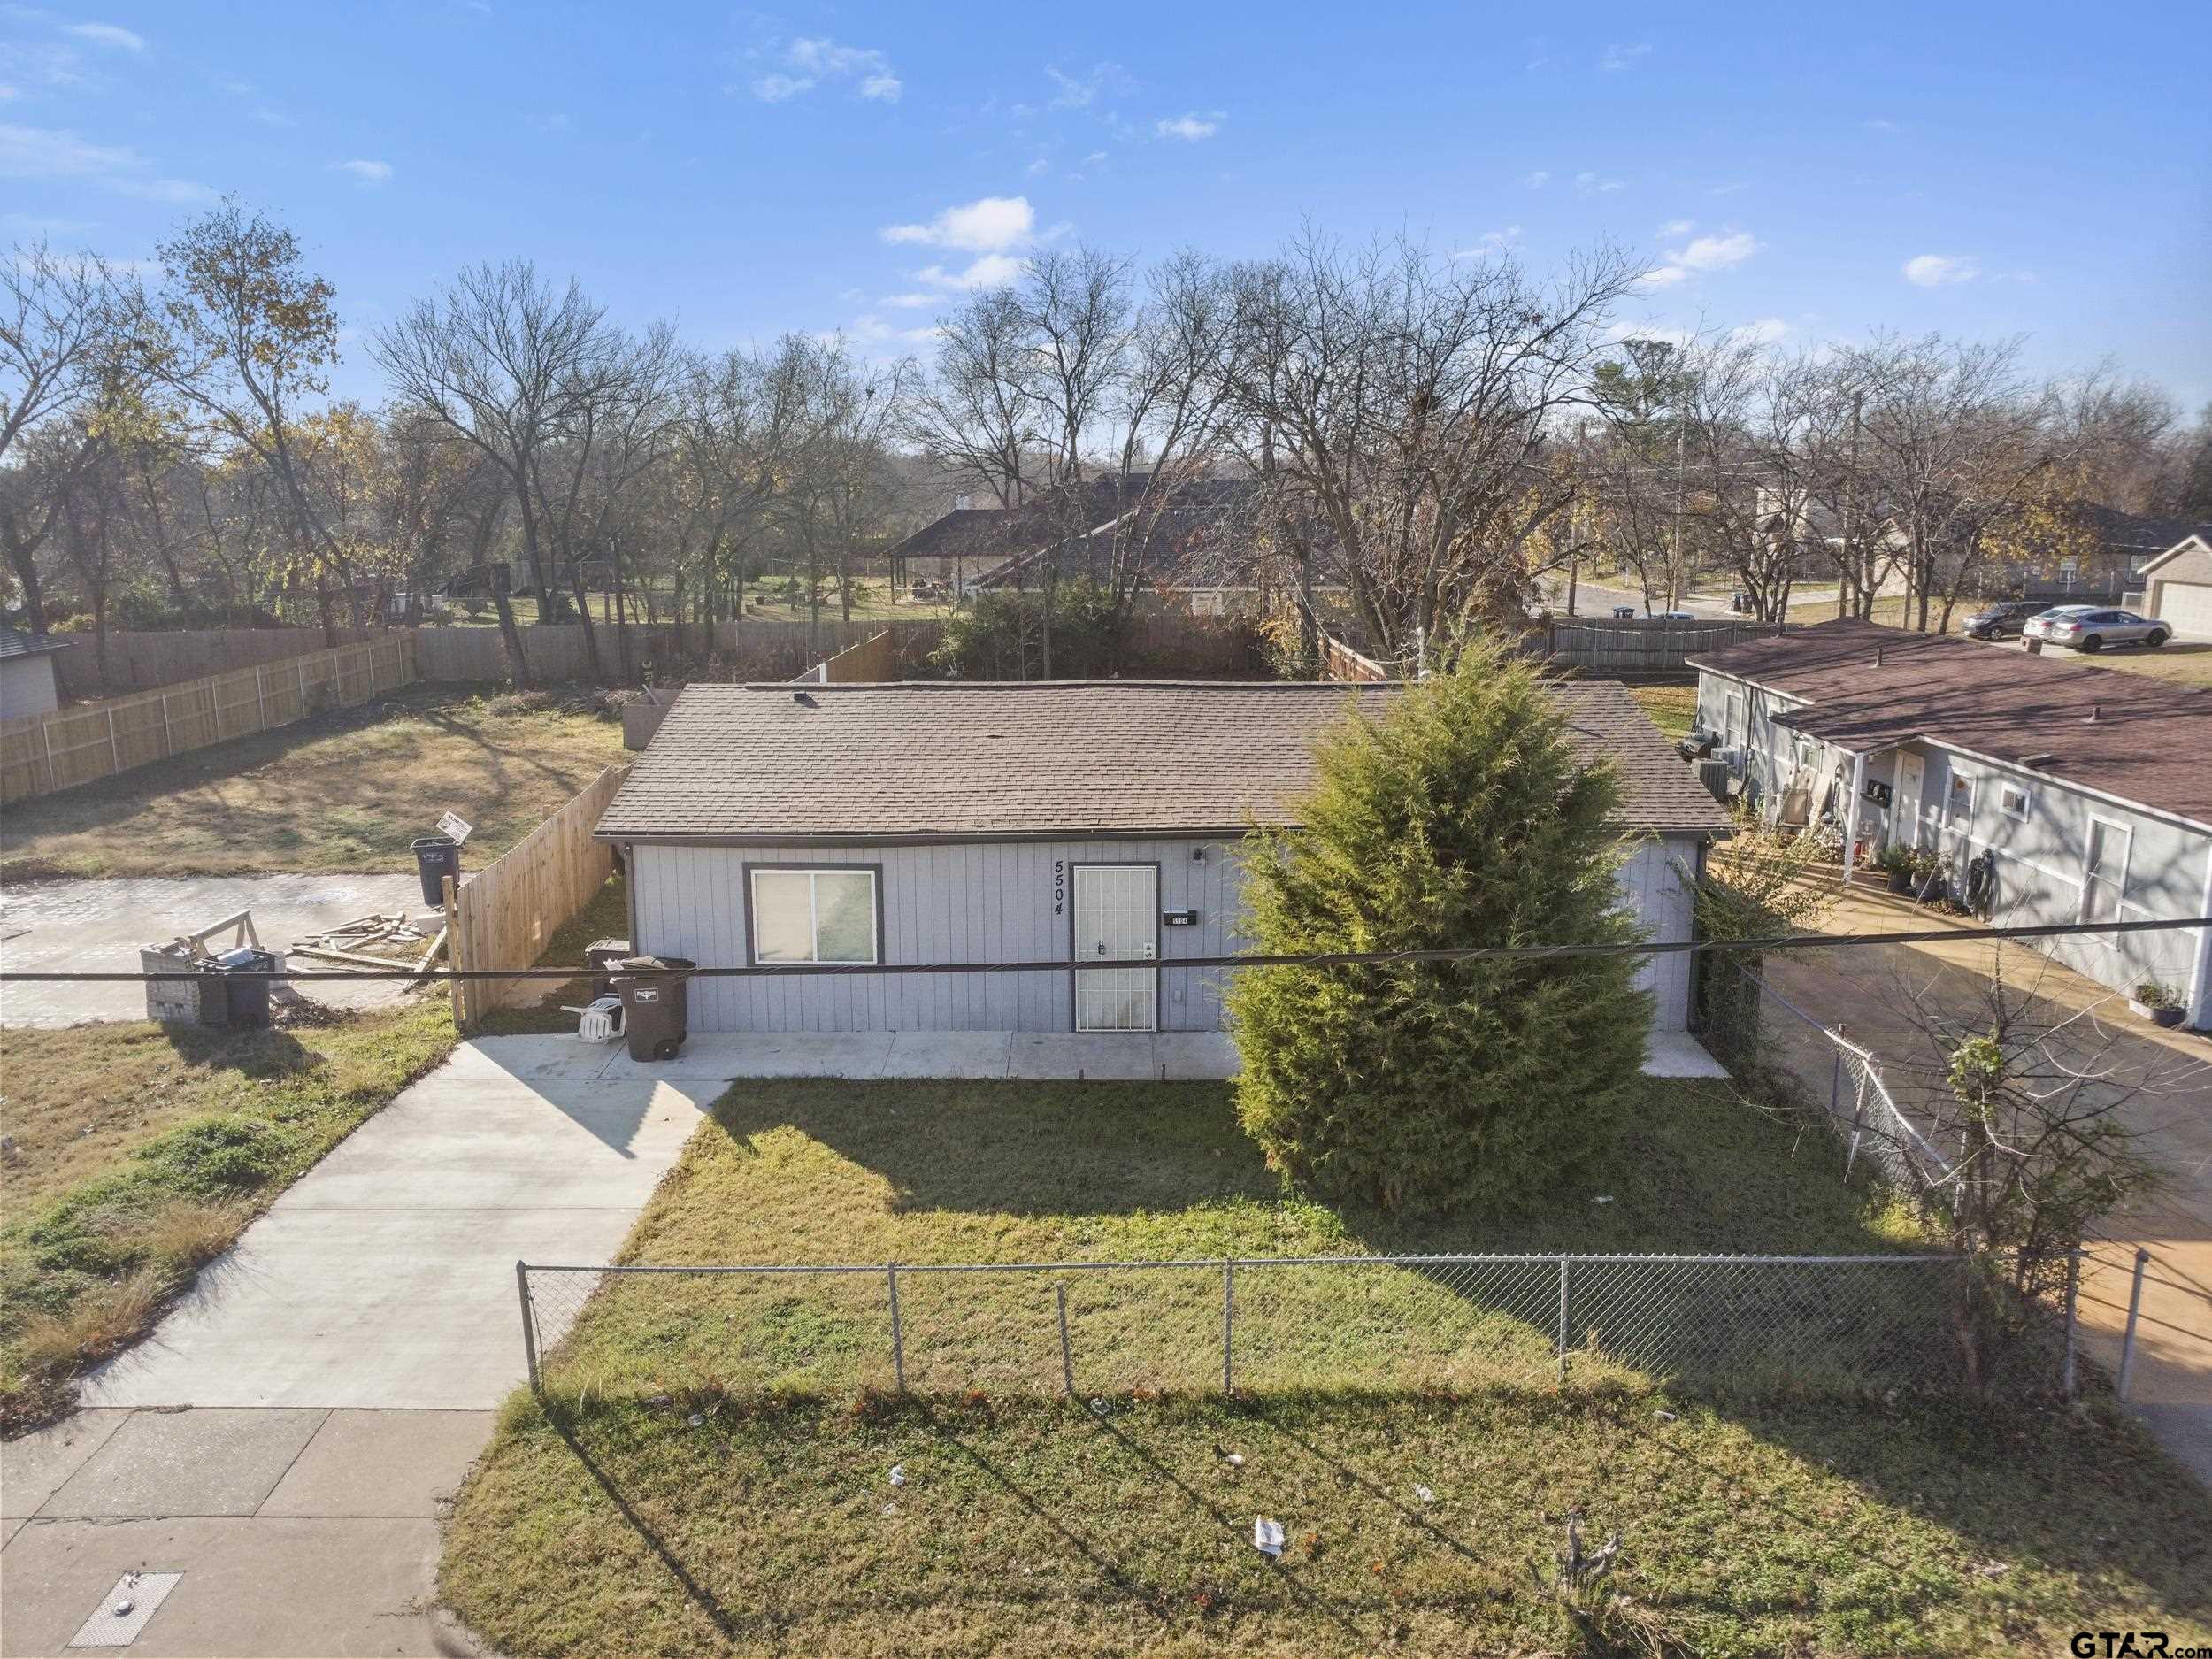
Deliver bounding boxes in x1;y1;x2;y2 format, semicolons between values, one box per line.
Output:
906;288;1039;511
1220;233;1646;665
373;259;620;681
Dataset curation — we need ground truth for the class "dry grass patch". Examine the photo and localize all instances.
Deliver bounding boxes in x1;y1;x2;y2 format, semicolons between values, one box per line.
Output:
1625;683;1699;742
0;684;625;880
0;999;457;1428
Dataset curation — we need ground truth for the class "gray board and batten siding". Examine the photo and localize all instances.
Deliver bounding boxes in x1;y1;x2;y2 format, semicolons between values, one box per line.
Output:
601;680;1732;1036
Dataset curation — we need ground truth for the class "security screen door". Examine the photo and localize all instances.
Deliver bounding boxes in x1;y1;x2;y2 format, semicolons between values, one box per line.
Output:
1072;864;1158;1032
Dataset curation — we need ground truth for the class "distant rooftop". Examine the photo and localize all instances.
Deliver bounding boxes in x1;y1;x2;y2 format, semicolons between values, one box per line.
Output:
0;626;72;661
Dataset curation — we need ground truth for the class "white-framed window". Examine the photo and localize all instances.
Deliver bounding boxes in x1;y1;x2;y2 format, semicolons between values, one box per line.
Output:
1999;781;2031;821
749;867;879;964
2081;818;2131;932
1724;689;1745;743
1946;774;1975;826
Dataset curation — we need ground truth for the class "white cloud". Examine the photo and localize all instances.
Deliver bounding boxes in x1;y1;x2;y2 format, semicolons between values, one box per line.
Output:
1606;321;1693;349
1600;42;1652;70
1155;111;1220;142
0;121;211;202
1672;232;1757;272
880;195;1033;251
334;157;393;186
1866;118;1901;134
748;36;900;104
1453;225;1522;259
1657;218;1694;237
1734;318;1792;347
1025;156;1049;176
1573;170;1623;194
1047;62;1128;110
1522;169;1551;189
881;291;936;308
846;313;943;346
1709;180;1748;196
66;20;142;50
914;252;1027;291
1902;253;1978;287
1642;230;1760;288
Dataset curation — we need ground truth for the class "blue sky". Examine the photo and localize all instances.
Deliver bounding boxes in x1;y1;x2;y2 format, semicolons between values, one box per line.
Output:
6;0;2208;409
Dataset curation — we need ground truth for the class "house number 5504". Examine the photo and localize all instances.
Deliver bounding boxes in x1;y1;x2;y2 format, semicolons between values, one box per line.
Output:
1053;860;1065;916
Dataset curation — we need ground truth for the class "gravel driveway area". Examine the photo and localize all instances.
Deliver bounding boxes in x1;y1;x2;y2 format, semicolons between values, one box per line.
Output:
1;872;429;1027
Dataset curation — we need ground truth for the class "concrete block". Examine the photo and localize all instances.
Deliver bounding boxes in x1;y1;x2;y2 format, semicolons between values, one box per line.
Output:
257;1410;495;1517
37;1409;326;1517
880;1030;1013;1078
1;1410;130;1517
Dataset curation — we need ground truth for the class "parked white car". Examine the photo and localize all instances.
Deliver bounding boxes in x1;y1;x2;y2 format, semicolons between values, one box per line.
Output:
2021;606;2171;652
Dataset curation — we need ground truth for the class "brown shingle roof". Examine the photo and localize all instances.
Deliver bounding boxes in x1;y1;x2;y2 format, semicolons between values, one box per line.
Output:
1688;618;2212;828
595;680;1732;843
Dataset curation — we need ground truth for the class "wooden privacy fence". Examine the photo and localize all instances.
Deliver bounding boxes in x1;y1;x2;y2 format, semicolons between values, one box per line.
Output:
1524;618;1793;678
0;636;417;805
447;763;629;1030
50;626;377;699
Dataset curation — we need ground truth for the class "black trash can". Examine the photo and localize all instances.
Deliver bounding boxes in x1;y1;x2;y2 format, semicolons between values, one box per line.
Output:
197;947;276;1031
584;938;634;997
411;835;461;908
615;956;694;1061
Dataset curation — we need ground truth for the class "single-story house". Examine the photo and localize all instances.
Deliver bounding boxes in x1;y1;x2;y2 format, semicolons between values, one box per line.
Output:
594;680;1732;1036
2139;534;2212;638
1687;618;2212;1028
0;626;71;722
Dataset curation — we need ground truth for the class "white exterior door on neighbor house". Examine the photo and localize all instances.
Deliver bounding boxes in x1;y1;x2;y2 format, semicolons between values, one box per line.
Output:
1072;864;1158;1032
1895;753;1924;847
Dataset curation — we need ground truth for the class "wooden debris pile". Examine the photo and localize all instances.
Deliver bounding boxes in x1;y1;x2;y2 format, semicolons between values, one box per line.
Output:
291;912;448;978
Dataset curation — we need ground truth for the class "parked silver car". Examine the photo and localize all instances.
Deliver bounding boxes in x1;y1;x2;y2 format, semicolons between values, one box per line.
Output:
2021;605;2170;652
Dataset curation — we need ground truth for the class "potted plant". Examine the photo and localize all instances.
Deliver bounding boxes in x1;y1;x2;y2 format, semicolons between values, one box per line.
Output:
1909;849;1948;902
1877;844;1917;895
2129;982;2186;1028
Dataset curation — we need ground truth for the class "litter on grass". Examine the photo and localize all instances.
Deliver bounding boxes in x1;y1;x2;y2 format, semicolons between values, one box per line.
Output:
1253;1517;1286;1558
888;1464;908;1486
1414;1486;1434;1503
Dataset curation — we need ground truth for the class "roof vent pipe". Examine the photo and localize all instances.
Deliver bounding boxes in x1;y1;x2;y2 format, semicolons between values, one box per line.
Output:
1873;646;1884;667
2084;703;2100;725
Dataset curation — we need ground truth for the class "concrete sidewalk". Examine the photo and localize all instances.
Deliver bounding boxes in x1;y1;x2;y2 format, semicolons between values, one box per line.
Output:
2;1409;488;1656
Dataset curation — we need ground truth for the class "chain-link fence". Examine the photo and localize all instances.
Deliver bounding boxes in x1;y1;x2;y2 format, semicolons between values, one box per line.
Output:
516;1248;2074;1403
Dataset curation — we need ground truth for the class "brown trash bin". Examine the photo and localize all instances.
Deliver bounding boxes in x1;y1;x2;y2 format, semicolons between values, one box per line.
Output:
614;956;695;1061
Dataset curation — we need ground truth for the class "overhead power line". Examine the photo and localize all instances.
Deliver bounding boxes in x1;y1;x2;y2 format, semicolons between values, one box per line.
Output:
8;913;2208;984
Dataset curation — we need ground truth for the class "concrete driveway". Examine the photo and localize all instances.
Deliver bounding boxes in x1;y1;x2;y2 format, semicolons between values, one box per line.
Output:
3;1035;718;1656
0;873;428;1028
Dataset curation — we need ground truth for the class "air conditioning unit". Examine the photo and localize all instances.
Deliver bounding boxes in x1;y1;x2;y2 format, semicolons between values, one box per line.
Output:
1714;746;1746;770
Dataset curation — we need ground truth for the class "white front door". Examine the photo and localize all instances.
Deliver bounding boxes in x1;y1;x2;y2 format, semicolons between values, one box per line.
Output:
1895;753;1924;848
1072;864;1158;1032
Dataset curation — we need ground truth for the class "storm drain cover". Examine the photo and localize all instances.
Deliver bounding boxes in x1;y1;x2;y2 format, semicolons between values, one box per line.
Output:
66;1572;181;1648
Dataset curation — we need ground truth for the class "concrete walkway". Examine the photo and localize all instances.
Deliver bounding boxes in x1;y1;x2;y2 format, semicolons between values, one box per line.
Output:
0;873;426;1027
1761;887;2212;1485
1;1038;717;1656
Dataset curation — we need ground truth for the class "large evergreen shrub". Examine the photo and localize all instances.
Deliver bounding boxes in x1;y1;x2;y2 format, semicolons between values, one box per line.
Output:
1227;643;1653;1213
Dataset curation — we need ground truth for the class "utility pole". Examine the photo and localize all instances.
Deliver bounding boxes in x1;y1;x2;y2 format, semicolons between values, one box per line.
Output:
1839;390;1863;619
1670;419;1686;610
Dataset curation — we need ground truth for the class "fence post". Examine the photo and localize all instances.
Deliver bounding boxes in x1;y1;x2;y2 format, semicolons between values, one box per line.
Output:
105;705;119;776
1556;1256;1571;1379
1056;1281;1074;1396
2061;1249;2082;1401
1829;1051;1842;1118
255;664;268;730
887;1263;906;1392
158;690;174;756
516;1262;541;1395
442;874;465;1033
2116;1248;2149;1402
1221;1260;1235;1394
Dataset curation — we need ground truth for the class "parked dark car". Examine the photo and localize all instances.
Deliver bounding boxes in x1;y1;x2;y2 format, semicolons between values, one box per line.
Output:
1961;599;2054;640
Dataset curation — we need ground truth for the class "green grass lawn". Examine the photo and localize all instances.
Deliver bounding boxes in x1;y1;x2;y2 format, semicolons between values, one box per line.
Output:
0;684;626;880
433;1078;2212;1655
1627;683;1700;742
0;999;457;1429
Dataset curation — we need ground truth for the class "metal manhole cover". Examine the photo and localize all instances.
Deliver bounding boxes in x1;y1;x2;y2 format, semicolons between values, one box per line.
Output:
67;1571;181;1648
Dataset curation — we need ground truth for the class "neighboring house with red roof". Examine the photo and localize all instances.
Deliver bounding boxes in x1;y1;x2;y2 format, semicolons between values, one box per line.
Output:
1688;618;2212;1028
595;680;1730;1037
